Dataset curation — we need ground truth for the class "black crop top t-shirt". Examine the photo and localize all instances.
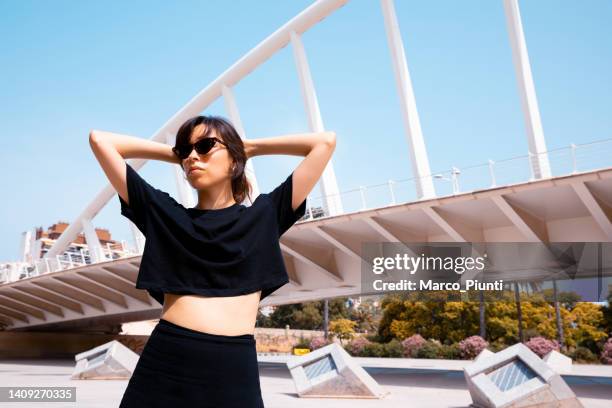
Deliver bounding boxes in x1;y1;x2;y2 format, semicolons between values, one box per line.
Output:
117;162;307;306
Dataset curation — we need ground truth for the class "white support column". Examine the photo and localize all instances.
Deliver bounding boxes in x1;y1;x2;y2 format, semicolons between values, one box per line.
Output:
222;84;260;204
503;0;551;179
380;0;436;200
81;218;106;263
290;30;343;217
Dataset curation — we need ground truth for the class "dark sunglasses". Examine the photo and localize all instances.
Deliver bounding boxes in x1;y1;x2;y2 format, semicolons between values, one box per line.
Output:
172;137;227;160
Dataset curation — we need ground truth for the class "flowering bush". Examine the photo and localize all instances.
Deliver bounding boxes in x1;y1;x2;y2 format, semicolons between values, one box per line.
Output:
458;335;489;359
601;338;612;365
309;336;332;350
524;336;560;358
346;336;371;356
401;334;426;357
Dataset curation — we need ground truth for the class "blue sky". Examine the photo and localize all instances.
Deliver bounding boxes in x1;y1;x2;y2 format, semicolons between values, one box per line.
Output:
1;0;610;261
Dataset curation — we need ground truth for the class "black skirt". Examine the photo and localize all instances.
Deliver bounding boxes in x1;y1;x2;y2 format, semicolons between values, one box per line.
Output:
119;318;264;408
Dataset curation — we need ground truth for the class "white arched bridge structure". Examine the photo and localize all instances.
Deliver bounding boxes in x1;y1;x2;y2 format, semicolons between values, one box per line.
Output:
1;0;611;331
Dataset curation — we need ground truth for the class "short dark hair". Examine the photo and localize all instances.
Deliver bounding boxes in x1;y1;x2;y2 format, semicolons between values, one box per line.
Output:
174;115;252;204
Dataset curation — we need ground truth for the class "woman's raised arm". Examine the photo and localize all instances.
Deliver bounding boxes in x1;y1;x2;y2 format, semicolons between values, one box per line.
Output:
88;130;179;205
245;131;336;212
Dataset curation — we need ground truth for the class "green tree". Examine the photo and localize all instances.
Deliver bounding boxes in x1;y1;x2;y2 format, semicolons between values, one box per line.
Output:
268;303;303;328
378;293;481;344
266;297;349;330
329;318;357;345
348;301;378;333
292;302;323;329
566;302;608;351
541;288;582;310
316;297;350;321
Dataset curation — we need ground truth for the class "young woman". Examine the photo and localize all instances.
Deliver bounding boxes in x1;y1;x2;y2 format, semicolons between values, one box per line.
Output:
89;115;336;407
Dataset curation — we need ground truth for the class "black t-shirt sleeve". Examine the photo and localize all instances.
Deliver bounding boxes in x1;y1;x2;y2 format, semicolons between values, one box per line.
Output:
268;171;307;236
118;162;158;235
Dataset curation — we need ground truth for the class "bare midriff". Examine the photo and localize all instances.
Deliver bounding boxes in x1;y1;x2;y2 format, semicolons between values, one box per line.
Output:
160;290;261;336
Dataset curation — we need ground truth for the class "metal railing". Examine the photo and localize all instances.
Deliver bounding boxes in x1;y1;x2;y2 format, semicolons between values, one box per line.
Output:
299;138;612;221
1;241;137;284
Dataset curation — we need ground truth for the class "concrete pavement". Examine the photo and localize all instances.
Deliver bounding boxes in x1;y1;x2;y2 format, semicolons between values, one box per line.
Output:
0;358;610;407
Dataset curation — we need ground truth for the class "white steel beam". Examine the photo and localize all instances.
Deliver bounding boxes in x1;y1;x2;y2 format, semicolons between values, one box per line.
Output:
0;295;46;321
16;284;85;314
0;291;62;317
291;30;343;217
491;195;548;242
280;241;343;283
380;0;436;200
45;278;106;312
571;182;612;240
503;0;551;179
81;218;106;264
